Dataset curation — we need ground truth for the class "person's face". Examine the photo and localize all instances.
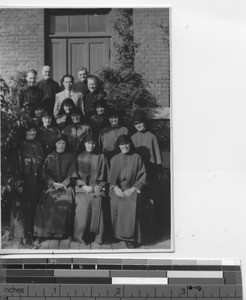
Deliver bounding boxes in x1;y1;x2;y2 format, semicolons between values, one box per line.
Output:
35;108;44;118
26;128;36;140
119;143;130;154
87;79;97;93
63;77;73;91
26;73;36;86
64;104;73;114
56;140;66;153
109;116;119;127
134;121;146;132
71;114;81;124
42;116;52;127
42;66;52;80
78;70;88;83
85;141;96;153
96;106;105;115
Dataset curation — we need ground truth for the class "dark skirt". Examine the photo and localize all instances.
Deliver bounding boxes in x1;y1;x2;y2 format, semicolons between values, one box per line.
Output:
74;189;103;240
34;186;74;238
10;175;40;240
109;189;155;244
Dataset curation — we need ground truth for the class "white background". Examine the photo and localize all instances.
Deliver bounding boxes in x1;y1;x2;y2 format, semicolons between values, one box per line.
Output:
1;0;246;289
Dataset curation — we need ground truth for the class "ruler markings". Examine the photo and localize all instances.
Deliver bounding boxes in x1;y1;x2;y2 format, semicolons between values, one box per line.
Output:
167;271;224;278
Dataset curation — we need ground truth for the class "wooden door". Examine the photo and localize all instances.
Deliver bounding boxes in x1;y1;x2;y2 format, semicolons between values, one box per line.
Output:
68;38;110;79
50;38;66;84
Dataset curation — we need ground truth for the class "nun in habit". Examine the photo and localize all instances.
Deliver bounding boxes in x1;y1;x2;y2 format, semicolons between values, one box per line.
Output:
10;121;45;244
34;134;77;239
108;134;147;248
74;134;108;245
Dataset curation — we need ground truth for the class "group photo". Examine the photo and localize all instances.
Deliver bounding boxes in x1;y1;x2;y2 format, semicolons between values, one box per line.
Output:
0;8;171;251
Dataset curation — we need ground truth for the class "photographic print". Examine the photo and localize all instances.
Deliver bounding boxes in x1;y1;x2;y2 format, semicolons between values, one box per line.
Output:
0;8;172;252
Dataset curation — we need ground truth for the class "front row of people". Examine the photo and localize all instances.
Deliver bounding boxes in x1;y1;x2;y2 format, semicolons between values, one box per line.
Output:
10;111;161;248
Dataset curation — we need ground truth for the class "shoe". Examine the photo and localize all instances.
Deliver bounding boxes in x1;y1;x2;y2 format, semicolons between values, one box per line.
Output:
21;238;33;247
125;242;140;249
94;237;103;245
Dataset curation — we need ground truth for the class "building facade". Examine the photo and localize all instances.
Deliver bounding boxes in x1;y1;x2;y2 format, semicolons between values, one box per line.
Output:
0;8;170;114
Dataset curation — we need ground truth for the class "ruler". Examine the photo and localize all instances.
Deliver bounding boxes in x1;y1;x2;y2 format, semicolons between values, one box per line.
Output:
0;258;242;299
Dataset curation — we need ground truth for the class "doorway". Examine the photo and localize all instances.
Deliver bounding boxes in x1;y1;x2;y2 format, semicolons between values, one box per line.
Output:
46;9;111;83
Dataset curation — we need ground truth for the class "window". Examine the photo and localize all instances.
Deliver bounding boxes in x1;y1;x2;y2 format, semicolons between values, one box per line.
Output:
49;10;109;35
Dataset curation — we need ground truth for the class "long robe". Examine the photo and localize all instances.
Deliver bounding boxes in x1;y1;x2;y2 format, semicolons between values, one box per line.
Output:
18;85;43;116
90;114;108;138
108;152;146;243
74;151;108;241
98;126;129;161
83;91;98;119
36;79;60;116
34;151;77;238
10;139;45;239
131;130;162;183
62;123;91;156
131;130;162;242
37;125;60;157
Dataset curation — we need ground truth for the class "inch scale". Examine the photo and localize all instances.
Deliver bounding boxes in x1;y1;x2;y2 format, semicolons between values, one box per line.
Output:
0;258;242;299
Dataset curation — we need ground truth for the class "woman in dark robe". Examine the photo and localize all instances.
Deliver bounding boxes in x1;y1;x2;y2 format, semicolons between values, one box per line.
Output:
56;98;76;131
98;109;129;162
108;134;147;248
37;112;60;157
90;100;109;138
74;134;108;245
131;111;162;242
10;121;45;245
34;134;77;239
62;109;91;156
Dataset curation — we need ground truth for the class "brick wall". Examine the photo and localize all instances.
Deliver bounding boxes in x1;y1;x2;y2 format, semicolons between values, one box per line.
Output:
133;8;170;109
0;9;45;83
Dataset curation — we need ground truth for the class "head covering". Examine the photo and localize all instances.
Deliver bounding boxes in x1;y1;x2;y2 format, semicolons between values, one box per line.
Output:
133;111;147;123
55;134;68;144
62;98;75;107
71;107;82;117
34;106;44;111
108;108;121;118
42;111;52;118
84;134;96;144
116;134;132;146
24;120;37;132
94;99;106;109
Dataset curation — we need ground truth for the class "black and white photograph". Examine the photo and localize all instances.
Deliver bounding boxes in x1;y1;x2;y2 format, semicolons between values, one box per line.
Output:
0;7;172;251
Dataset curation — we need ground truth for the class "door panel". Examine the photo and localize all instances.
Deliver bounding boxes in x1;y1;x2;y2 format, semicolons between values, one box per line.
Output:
49;38;110;83
89;39;109;75
50;38;66;84
68;39;88;81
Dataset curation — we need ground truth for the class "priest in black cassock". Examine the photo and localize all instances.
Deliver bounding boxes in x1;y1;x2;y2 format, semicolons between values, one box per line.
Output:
36;66;60;116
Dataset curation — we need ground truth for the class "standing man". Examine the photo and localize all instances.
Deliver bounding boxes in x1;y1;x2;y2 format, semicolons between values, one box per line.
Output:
18;69;43;117
73;67;89;95
54;74;84;118
36;66;60;116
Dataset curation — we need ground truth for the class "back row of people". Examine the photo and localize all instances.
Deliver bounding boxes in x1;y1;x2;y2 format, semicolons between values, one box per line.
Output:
18;66;102;121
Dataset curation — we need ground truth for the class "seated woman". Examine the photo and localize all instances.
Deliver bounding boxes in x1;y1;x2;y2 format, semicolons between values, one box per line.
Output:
62;109;91;156
108;134;147;248
34;134;77;239
56;98;76;131
98;109;129;162
74;134;108;245
10;121;45;245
